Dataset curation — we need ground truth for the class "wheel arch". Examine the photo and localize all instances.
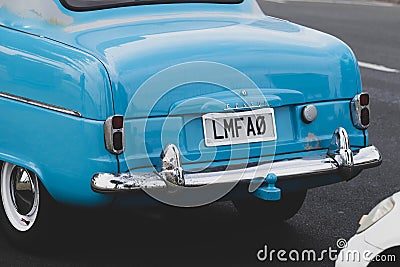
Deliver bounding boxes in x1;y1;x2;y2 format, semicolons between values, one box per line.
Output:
0;154;48;193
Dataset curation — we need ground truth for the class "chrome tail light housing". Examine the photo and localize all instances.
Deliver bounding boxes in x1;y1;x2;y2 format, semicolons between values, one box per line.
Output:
104;115;125;154
351;93;370;129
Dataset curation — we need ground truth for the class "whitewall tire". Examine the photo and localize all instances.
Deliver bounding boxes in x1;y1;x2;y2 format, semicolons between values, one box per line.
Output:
0;161;54;247
1;162;40;232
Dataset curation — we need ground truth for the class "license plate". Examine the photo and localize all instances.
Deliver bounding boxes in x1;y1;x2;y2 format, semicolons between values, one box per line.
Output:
202;108;277;147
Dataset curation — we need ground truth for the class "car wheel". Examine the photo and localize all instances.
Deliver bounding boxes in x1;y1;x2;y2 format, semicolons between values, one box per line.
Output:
234;190;307;223
0;161;54;247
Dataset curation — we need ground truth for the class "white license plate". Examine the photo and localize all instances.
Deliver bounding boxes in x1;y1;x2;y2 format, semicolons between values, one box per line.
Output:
202;108;277;147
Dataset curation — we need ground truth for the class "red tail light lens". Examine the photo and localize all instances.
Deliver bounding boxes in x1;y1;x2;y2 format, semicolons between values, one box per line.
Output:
112;116;124;129
360;93;369;106
113;132;123;151
361;108;370;126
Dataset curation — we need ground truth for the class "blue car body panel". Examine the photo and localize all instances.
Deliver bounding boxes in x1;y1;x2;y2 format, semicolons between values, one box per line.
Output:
0;0;367;205
0;25;114;121
121;100;365;173
0;97;115;205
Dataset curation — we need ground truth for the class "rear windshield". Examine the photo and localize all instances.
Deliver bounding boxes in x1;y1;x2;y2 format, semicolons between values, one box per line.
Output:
60;0;243;11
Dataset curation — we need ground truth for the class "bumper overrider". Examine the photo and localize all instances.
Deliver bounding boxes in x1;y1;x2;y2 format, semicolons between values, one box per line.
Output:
91;127;382;193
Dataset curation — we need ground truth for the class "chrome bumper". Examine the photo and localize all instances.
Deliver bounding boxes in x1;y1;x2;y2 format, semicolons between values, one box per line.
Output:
91;127;382;193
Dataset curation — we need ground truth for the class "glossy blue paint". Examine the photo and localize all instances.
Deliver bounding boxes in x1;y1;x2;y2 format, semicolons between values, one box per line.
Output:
0;26;114;120
0;1;361;120
0;97;116;206
70;17;360;118
253;173;281;201
0;0;368;206
120;99;365;172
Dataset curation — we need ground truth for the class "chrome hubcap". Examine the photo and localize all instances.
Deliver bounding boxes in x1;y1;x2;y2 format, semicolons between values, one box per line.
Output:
1;163;39;232
10;167;36;216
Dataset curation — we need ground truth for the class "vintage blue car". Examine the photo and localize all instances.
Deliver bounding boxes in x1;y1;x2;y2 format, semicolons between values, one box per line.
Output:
0;0;381;244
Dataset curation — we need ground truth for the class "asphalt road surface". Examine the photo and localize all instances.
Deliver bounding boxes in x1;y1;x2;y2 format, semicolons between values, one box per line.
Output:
1;1;399;266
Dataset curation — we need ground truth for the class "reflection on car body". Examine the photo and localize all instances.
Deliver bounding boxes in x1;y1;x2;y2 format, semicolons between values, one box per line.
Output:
0;0;382;245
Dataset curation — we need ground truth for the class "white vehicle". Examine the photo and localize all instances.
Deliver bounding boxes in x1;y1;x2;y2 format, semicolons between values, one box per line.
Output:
336;192;400;266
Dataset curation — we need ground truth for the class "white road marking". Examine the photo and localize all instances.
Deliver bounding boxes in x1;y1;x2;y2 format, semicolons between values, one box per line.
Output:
358;61;400;73
263;0;396;7
265;0;287;3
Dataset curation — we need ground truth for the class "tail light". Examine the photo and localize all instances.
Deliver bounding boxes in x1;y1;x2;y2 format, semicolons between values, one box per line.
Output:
351;93;370;129
104;115;125;154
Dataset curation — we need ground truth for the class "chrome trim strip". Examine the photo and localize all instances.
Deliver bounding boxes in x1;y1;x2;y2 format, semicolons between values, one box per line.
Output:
224;101;269;111
0;92;82;117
